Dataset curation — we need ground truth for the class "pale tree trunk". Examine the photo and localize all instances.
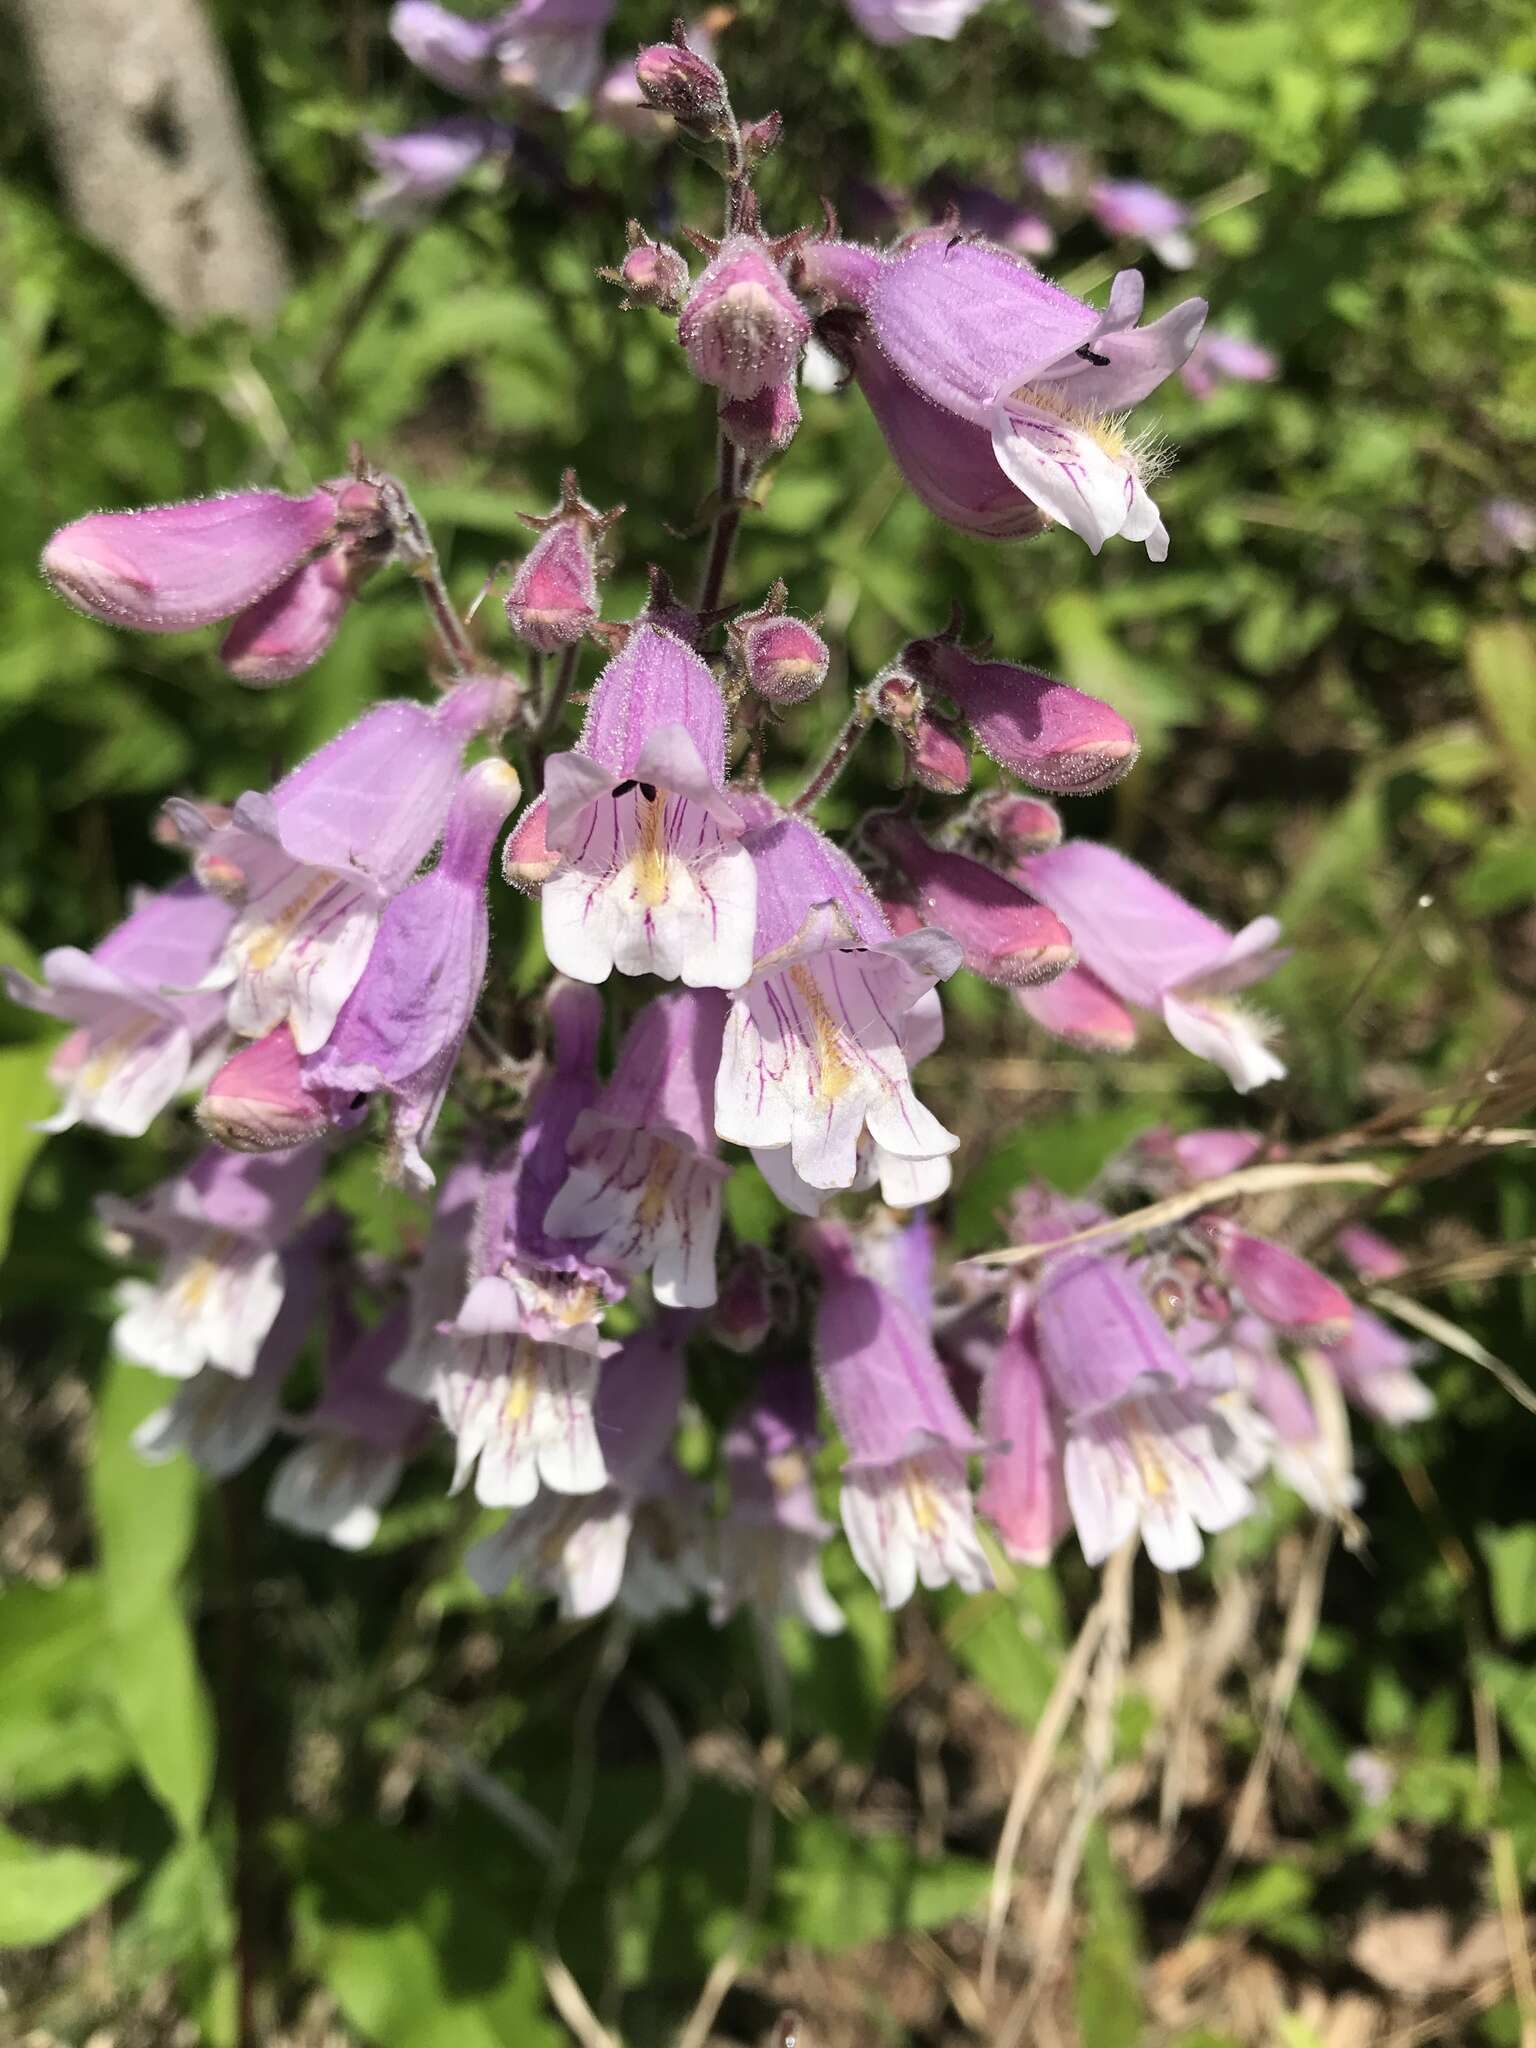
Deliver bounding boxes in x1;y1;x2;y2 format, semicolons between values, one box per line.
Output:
9;0;291;330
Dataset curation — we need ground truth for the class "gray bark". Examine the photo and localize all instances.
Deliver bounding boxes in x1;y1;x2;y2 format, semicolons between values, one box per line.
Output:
9;0;291;330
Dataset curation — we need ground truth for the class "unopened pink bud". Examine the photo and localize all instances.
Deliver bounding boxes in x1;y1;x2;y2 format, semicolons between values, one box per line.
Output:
908;707;972;794
733;591;828;704
719;378;802;462
1015;963;1137;1053
870;663;922;737
869;817;1075;990
1335;1223;1406;1282
740;111;783;165
1204;1219;1353;1341
616;234;691;313
970;789;1063;859
220;549;353;686
634;37;729;131
197;1025;328;1153
678;236;811;401
42;488;338;634
506;524;598;651
500;796;557;893
905;636;1138;795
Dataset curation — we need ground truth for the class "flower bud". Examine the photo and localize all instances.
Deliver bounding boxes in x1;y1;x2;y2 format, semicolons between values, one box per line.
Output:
1015;963;1137;1053
1334;1223;1406;1283
197;1025;329;1153
904;635;1138;795
1202;1218;1353;1342
868;662;970;792
867;817;1075;990
501;796;557;893
613;231;691;314
505;471;619;653
967;788;1062;860
719;379;802;462
730;584;828;705
634;36;730;133
219;551;353;686
678;236;811;401
740;111;783;165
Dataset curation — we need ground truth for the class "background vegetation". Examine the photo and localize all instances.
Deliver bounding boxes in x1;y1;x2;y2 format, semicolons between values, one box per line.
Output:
2;0;1535;2042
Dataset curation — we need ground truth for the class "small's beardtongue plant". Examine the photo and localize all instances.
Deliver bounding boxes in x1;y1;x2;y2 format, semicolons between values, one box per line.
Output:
19;33;1439;1634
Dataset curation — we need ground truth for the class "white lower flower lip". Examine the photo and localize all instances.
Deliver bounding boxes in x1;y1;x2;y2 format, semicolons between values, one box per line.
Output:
991;385;1168;561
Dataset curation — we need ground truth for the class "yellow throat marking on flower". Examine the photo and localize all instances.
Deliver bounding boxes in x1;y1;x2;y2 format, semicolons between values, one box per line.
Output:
637;1143;680;1228
629;790;672;909
1012;381;1133;464
767;1450;808;1496
1121;1400;1172;1499
503;1339;540;1427
80;1013;158;1095
242;872;336;976
172;1232;239;1315
788;964;855;1102
902;1459;943;1535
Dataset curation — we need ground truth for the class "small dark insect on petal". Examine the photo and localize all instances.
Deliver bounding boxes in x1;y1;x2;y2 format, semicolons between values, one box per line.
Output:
1076;343;1111;367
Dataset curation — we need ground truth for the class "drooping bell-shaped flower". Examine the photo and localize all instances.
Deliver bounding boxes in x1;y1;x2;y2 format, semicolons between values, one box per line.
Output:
866;244;1204;557
1021;839;1289;1090
4;879;232;1138
903;635;1138;795
42;487;340;633
1088;180;1196;270
168;681;498;1056
359;118;513;224
101;1146;323;1381
1032;1237;1193;1420
133;1214;334;1478
810;1224;991;1609
1062;1386;1254;1570
867;816;1075;990
977;1294;1070;1565
299;759;521;1187
544;988;731;1308
712;1364;845;1635
678;237;811;402
389;1;502;94
1180;330;1279;400
715;802;961;1195
504;470;619;652
843;0;993;43
537;623;757;988
1223;1322;1361;1518
266;1304;432;1550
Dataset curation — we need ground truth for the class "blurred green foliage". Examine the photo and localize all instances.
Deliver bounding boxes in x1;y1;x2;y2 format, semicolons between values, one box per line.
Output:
2;0;1536;2041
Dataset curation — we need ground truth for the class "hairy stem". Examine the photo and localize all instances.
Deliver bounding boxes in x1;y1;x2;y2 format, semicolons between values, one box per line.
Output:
791;701;872;813
696;433;742;616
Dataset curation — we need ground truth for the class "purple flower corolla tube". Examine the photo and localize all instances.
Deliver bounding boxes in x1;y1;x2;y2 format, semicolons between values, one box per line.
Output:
712;1364;845;1635
389;1;503;96
41;487;339;633
867;244;1205;557
545;988;731;1308
1320;1309;1435;1425
1021;839;1289;1090
133;1216;333;1478
538;623;757;988
1063;1387;1254;1570
505;471;618;652
1180;330;1279;400
218;551;355;687
267;1305;431;1550
1088;179;1196;270
101;1146;323;1381
977;1296;1070;1565
4;879;232;1138
843;0;993;43
867;816;1075;990
678;237;811;402
714;802;960;1194
496;0;615;110
1015;962;1137;1053
810;1224;991;1609
301;759;522;1187
903;636;1138;795
168;684;493;1056
1032;1241;1192;1419
359;118;511;223
1201;1219;1353;1342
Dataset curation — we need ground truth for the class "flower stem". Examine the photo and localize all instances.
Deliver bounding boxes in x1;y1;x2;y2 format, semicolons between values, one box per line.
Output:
791;701;872;813
696;433;742;615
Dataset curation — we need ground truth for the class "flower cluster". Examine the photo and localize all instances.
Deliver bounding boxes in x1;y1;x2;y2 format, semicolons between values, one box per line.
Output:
12;42;1436;1623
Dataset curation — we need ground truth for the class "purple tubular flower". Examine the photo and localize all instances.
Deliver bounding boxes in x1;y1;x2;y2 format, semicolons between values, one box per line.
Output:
867;245;1205;557
843;0;993;43
1015;961;1138;1052
168;684;492;1057
867;816;1075;990
42;488;339;633
977;1298;1070;1565
713;1364;844;1635
389;1;504;96
1033;1244;1193;1419
1181;330;1279;400
1021;839;1289;1090
810;1224;991;1609
267;1305;430;1550
794;237;887;315
678;237;811;402
904;636;1138;794
540;623;757;988
497;0;615;111
359;118;510;223
1322;1309;1435;1425
4;879;232;1138
1063;1387;1254;1570
714;802;961;1194
300;759;522;1187
101;1146;323;1381
1203;1219;1353;1341
1088;179;1196;270
544;988;731;1308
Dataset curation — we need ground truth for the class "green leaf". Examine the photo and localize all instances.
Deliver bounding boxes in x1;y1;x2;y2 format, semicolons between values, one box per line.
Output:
1454;828;1536;916
0;1820;135;1947
90;1359;213;1836
1480;1525;1536;1643
1075;1829;1144;2048
773;1818;992;1950
952;1104;1159;1256
949;1579;1065;1729
1479;1655;1536;1772
0;1039;55;1259
1467;622;1536;817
